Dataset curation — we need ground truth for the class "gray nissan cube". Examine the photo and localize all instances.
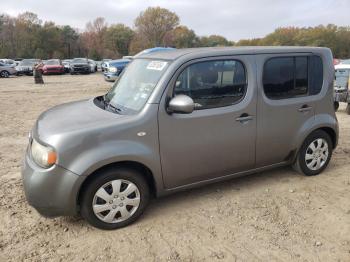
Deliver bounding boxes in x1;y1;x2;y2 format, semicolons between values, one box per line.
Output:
22;47;338;230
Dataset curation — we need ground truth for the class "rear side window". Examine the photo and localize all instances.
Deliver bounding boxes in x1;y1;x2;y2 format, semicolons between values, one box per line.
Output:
309;56;323;95
263;55;323;99
174;60;247;110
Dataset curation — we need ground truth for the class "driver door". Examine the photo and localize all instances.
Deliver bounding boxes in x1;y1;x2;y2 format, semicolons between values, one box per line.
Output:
158;56;257;189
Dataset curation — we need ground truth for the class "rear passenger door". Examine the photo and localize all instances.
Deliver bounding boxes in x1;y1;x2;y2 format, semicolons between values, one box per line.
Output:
256;54;324;167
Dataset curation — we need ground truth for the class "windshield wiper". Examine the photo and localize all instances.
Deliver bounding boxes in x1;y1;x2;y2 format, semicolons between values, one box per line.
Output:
102;94;123;114
108;103;123;113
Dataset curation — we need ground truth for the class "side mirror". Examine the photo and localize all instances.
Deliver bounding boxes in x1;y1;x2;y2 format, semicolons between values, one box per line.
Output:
167;95;195;114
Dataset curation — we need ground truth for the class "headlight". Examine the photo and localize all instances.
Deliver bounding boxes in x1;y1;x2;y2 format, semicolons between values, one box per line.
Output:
31;139;57;168
109;67;117;73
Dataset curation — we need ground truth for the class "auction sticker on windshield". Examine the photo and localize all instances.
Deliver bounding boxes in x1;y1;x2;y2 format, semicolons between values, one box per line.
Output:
147;61;168;71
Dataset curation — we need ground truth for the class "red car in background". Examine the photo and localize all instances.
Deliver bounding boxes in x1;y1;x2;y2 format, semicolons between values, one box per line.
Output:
42;59;65;75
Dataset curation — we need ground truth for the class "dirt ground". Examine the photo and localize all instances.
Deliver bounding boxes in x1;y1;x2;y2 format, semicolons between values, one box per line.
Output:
0;73;349;262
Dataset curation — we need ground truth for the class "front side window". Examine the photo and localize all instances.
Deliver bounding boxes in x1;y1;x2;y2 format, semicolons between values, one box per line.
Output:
263;55;323;99
174;60;247;110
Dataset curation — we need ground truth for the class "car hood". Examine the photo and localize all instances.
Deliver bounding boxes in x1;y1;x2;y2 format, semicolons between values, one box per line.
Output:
34;98;126;144
71;63;89;66
16;65;33;69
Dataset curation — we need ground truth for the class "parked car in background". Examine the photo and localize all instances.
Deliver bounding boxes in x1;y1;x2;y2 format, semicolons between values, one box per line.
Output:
70;58;90;74
88;59;98;73
334;63;350;114
15;59;38;75
0;62;17;77
96;61;102;71
101;59;112;72
22;47;338;230
62;59;72;73
103;59;131;82
42;59;65;75
340;59;350;65
0;59;16;67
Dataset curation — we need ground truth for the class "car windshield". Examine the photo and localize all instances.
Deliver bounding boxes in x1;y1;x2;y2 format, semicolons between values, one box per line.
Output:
335;69;350;87
105;59;169;114
46;60;60;65
73;58;87;63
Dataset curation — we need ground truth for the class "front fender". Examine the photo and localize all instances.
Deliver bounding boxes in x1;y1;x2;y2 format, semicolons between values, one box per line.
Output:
62;140;163;187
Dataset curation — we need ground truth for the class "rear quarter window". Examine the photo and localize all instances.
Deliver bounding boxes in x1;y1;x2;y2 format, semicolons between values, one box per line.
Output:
263;55;323;99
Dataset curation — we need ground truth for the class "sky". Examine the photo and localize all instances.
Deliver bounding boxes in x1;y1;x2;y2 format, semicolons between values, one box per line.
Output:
1;0;350;41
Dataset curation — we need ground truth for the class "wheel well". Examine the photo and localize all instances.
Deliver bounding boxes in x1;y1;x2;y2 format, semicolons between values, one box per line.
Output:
318;127;336;149
77;161;156;206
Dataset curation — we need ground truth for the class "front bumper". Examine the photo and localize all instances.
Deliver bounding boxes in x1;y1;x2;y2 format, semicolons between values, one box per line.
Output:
104;72;118;82
43;68;64;74
71;67;90;73
21;150;85;217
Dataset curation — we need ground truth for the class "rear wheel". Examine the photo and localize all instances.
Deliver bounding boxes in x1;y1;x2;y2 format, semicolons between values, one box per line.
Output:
80;167;150;230
293;130;332;176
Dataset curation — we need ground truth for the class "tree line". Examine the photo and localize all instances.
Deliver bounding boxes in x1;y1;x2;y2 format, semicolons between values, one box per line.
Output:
1;7;350;60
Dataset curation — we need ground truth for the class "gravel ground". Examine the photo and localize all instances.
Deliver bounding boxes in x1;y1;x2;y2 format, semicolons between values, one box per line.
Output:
0;74;349;262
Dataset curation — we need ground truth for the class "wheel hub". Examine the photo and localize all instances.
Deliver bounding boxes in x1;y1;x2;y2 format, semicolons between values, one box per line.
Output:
92;179;141;224
305;138;329;171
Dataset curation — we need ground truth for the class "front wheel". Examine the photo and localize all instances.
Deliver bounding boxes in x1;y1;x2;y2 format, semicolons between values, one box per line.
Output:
293;130;332;176
80;167;150;230
0;70;10;78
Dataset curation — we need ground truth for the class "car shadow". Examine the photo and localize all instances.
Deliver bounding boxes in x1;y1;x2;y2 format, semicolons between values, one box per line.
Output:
142;166;301;219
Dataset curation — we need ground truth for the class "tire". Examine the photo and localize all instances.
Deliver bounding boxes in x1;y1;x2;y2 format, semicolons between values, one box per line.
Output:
80;167;150;230
0;70;10;78
293;130;332;176
346;104;350;115
334;101;339;111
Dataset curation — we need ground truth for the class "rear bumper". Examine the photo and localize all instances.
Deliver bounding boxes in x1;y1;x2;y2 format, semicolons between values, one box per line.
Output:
21;150;85;217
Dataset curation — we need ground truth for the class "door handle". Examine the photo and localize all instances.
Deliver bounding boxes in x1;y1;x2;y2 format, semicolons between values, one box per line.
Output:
298;105;312;112
236;113;253;123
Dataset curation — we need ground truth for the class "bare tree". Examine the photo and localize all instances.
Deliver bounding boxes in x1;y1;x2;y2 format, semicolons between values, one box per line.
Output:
134;7;179;47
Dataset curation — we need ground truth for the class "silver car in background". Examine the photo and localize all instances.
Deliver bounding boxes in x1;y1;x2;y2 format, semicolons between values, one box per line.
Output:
22;47;338;230
0;61;17;77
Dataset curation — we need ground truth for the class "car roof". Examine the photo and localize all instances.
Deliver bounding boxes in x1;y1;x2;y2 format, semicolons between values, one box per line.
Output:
335;64;350;70
138;46;330;61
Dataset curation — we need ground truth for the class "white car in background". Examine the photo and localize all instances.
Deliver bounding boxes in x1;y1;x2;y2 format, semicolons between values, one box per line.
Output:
334;63;350;114
101;59;112;72
0;61;17;77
